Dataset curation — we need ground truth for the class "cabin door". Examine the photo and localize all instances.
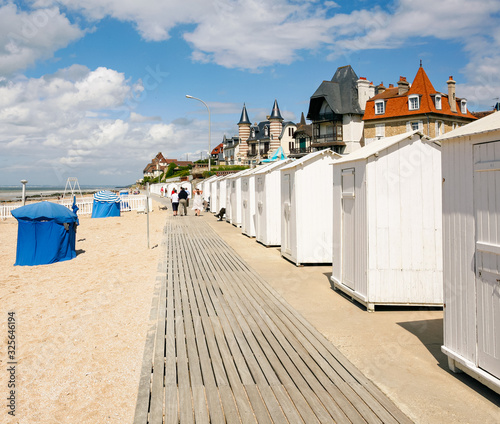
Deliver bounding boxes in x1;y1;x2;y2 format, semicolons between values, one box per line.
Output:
283;173;292;254
341;168;356;290
256;176;264;240
474;141;500;377
242;179;248;232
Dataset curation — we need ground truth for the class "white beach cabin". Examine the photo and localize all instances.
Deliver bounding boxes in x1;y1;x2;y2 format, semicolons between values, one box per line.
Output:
280;149;341;265
241;165;269;237
225;169;251;226
435;111;500;395
331;131;443;311
201;175;218;207
210;176;224;213
255;159;292;246
216;176;228;214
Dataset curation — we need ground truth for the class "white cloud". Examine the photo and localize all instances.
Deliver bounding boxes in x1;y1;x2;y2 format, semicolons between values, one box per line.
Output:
0;3;84;75
0;65;215;184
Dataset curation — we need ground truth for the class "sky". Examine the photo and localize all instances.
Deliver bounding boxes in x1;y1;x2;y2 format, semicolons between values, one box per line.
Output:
1;0;500;186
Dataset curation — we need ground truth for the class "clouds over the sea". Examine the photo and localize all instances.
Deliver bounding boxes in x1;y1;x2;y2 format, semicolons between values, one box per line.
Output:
0;64;229;183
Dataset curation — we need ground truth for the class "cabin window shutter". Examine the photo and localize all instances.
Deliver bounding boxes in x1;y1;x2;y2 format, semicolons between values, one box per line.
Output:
341;168;355;198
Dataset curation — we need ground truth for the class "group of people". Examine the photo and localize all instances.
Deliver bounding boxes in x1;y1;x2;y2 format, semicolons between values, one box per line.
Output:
170;187;203;216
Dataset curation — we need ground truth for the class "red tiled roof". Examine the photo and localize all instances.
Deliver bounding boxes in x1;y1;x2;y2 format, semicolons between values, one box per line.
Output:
211;143;223;155
363;67;477;121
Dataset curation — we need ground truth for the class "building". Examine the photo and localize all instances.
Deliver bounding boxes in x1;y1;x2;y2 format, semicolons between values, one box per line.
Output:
307;65;374;154
289;112;313;158
363;65;477;143
222;135;240;165
237;101;296;164
435;111;500;395
211;143;224;164
142;152;192;178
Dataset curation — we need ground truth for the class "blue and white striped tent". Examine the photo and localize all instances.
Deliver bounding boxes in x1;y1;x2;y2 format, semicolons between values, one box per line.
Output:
91;190;121;218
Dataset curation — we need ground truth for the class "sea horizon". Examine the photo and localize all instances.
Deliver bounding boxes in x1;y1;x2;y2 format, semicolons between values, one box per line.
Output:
0;184;131;202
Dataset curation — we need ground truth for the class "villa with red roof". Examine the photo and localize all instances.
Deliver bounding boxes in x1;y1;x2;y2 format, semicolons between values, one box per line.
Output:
363;65;476;143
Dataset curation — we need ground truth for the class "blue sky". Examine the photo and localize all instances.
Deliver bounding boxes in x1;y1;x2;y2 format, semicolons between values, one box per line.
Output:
1;0;500;186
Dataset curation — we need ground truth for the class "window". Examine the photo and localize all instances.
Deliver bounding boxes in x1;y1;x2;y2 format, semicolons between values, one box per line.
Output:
375;100;385;114
435;121;444;136
407;121;423;131
408;95;420;110
288;127;294;137
435;95;441;110
452;122;458;130
264;127;268;136
461;100;467;114
375;124;385;138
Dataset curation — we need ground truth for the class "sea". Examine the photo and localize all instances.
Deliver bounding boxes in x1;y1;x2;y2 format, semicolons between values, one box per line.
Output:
0;185;128;203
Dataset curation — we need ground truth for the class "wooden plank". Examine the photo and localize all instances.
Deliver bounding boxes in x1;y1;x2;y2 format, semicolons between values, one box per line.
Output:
200;220;411;424
138;216;412;424
149;275;166;423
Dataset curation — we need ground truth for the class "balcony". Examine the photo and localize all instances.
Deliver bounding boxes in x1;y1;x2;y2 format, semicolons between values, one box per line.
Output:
312;134;344;145
289;146;312;155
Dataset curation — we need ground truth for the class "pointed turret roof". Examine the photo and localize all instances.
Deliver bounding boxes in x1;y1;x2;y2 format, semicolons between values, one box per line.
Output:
269;99;283;120
238;103;251;125
300;112;306;125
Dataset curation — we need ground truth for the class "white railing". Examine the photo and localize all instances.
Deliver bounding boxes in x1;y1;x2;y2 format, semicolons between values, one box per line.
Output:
0;203;22;220
1;195;150;219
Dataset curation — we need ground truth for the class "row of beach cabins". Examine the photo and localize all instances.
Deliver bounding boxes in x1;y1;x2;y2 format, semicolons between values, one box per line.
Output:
194;113;500;397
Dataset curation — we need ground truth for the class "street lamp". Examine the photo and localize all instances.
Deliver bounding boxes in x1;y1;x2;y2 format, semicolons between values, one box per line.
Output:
20;179;28;205
186;95;211;172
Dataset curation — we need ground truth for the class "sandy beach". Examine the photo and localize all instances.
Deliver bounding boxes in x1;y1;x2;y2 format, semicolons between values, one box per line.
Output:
0;202;166;423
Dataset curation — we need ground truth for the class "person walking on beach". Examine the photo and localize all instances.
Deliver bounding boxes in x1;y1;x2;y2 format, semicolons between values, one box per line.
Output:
178;187;188;216
160;186;164;197
192;189;203;216
171;189;179;216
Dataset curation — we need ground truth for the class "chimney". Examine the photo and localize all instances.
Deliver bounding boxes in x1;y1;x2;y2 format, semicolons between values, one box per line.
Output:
447;76;457;112
357;77;371;110
388;84;394;88
375;82;386;95
398;76;410;95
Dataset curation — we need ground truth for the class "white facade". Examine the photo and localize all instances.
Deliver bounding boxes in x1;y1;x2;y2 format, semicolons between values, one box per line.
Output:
241;165;269;237
201;175;218;205
225;169;252;227
331;131;443;311
341;114;364;153
255;159;291;246
280;150;341;265
210;176;224;213
435;111;500;394
216;176;227;213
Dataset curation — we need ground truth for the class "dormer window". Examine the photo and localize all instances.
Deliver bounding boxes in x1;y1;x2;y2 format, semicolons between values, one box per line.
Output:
264;126;268;136
251;128;255;137
375;100;385;115
435;94;442;110
408;95;420;111
461;100;467;114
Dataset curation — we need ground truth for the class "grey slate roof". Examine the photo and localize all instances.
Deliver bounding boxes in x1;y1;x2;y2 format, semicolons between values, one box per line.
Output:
269;99;283;120
307;65;363;120
238;104;251;125
247;121;271;142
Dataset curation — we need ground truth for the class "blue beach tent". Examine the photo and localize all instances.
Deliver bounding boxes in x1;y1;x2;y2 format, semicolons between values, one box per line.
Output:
11;201;78;266
91;190;121;218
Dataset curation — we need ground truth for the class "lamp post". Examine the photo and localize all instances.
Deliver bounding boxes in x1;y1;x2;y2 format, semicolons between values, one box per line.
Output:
20;179;28;205
186;95;211;172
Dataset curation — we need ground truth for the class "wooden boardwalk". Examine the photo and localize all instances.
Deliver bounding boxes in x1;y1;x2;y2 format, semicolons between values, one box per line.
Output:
134;216;412;423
